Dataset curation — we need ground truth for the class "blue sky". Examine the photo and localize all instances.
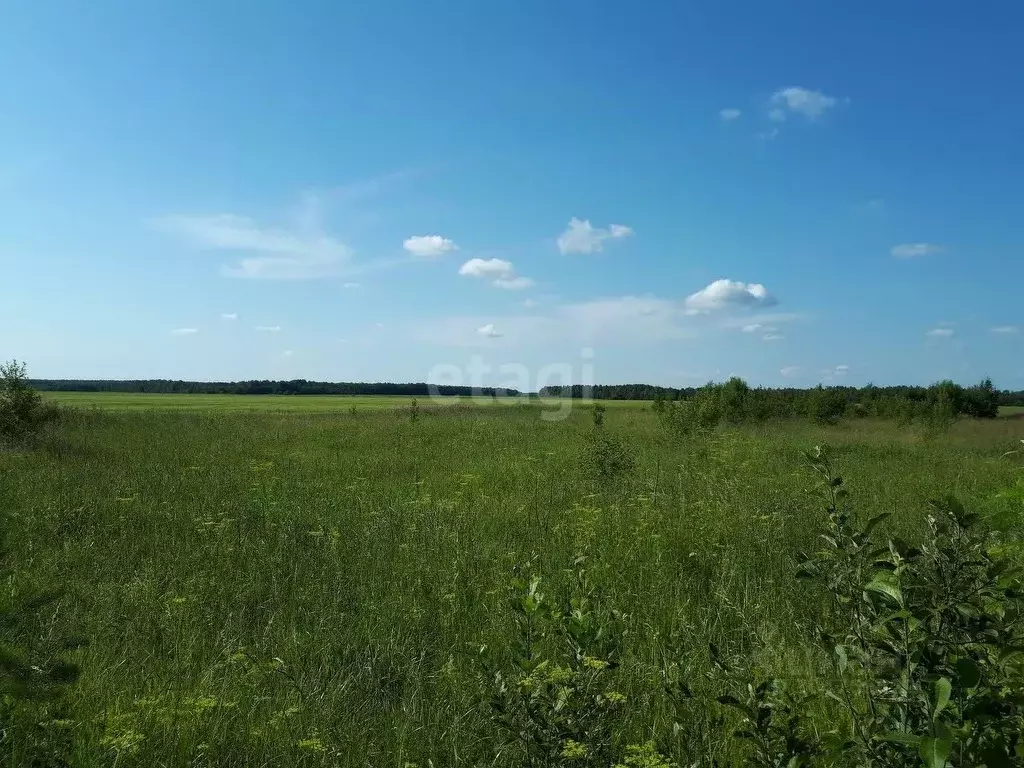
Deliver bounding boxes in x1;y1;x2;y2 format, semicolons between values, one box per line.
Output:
2;1;1022;389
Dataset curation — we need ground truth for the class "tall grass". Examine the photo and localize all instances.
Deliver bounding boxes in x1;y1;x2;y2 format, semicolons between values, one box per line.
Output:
0;405;1020;765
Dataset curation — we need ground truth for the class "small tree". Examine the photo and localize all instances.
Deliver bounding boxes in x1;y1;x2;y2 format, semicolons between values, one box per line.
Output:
0;361;59;447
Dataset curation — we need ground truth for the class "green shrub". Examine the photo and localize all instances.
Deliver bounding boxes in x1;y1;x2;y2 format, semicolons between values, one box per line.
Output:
718;446;1024;767
0;361;59;447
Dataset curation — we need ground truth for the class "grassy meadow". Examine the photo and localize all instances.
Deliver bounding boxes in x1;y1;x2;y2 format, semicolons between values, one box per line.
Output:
1;400;1022;765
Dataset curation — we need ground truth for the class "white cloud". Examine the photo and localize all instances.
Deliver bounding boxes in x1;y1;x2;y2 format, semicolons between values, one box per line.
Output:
154;211;353;279
557;218;633;254
835;364;850;372
283;350;293;357
719;108;742;121
522;298;538;309
991;325;1019;334
741;323;777;333
343;282;361;289
780;366;801;377
255;325;281;332
770;87;839;119
767;108;787;123
926;328;954;337
459;257;514;279
460;257;534;290
494;276;535;290
403;235;457;258
892;243;942;259
763;333;784;341
170;327;198;335
476;323;503;338
685;279;776;313
221;313;237;320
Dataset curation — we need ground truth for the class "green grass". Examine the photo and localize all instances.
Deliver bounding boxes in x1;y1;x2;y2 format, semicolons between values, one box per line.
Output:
42;391;653;411
1;404;1022;765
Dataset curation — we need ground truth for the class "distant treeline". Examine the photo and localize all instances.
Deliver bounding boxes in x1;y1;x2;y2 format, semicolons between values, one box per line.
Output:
30;379;520;398
543;379;1013;420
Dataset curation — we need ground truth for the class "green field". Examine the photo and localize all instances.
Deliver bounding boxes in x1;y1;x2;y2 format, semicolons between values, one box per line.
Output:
1;402;1023;765
43;391;653;411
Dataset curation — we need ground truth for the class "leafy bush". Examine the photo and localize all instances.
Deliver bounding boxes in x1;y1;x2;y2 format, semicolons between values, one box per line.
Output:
478;564;643;767
807;385;846;425
718;446;1024;767
0;361;59;447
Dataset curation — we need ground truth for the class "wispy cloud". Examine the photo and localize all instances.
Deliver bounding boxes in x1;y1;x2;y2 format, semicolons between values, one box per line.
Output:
821;364;850;381
255;325;281;332
493;276;535;290
221;313;237;320
719;108;742;122
154;209;353;279
557;218;633;255
770;87;840;120
892;243;943;259
170;327;198;335
459;258;534;290
403;235;458;258
780;366;801;377
926;327;955;338
991;325;1018;334
413;294;697;348
722;312;801;330
343;282;362;289
763;333;784;341
685;279;776;313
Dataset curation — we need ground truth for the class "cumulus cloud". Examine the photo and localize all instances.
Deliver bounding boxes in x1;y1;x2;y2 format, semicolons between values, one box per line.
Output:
770;87;840;120
255;325;281;332
459;258;514;279
557;218;633;254
403;235;457;258
685;279;776;313
476;323;503;338
719;108;742;121
991;325;1019;334
460;258;534;290
154;211;353;279
780;366;801;377
170;328;198;335
221;313;237;320
926;328;954;337
892;243;942;259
